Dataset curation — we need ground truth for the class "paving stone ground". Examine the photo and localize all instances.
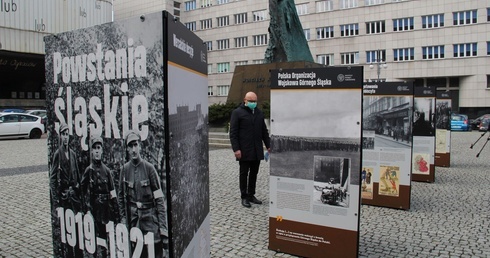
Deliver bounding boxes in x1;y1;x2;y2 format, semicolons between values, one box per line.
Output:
0;131;489;257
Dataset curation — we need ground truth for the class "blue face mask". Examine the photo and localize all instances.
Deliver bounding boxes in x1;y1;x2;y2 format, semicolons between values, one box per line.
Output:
247;102;257;110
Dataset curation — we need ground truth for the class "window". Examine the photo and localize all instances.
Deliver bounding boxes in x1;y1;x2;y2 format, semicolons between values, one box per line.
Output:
316;26;334;39
422;46;445;60
453;10;477;25
185;22;196;31
217;39;230;50
296;3;308;15
393;48;414;61
365;0;383;5
253;10;267;21
487;75;490;89
422;14;444;29
253;34;268;46
235;13;247;24
217;0;229;4
201;0;212;7
487;42;490;55
340;0;358;9
317;54;334;66
217;16;229;27
200;19;212;29
235;37;248;48
173;1;181;18
185;0;196;11
340;23;359;37
453;43;477;57
366;50;386;63
488;8;490;22
217;85;230;96
393;17;414;31
366;21;385;34
304;29;310;41
208;86;214;96
207;64;213;74
340;52;359;65
217;62;230;73
235;60;248;66
204;41;212;51
316;0;333;12
253;59;265;64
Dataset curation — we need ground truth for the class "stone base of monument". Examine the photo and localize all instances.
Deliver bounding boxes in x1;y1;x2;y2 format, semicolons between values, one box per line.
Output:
227;61;325;104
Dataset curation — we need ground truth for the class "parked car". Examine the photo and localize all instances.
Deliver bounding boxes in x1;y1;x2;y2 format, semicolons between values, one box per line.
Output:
470;114;490;130
1;108;25;113
0;113;45;139
450;114;471;131
24;109;47;132
478;117;490;132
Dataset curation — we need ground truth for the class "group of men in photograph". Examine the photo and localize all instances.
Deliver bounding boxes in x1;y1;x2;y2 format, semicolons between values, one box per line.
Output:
49;123;168;257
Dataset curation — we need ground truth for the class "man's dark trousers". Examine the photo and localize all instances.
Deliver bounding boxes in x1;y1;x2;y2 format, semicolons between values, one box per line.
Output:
239;160;260;199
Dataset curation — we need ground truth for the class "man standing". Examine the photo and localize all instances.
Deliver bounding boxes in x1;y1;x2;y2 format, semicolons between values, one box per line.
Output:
118;130;168;258
229;91;271;208
49;122;83;258
81;135;118;257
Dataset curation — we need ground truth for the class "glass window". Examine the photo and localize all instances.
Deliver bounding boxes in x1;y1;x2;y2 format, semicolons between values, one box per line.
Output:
340;23;359;37
366;50;386;63
422;14;444;29
296;3;308;15
393;48;415;61
253;59;265;64
234;13;248;24
487;42;490;55
393;17;414;31
235;60;248;66
453;43;477;57
234;37;248;48
217;39;230;50
217;0;229;4
217;16;229;27
217;63;230;73
366;20;385;34
317;54;334;66
304;29;310;41
316;0;333;12
207;64;213;74
201;0;212;7
365;0;383;5
185;22;196;31
208;86;214;96
217;85;230;96
316;26;334;39
205;41;212;51
340;0;358;9
453;10;477;25
253;10;267;21
422;46;445;60
185;0;196;11
200;19;212;29
253;34;268;46
340;52;359;65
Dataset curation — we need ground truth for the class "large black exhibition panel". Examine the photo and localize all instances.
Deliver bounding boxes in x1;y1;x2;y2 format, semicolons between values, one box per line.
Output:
44;11;209;258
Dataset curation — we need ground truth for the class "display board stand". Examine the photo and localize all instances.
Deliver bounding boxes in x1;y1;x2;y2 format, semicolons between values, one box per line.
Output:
44;11;210;258
361;82;413;210
268;67;363;258
412;86;436;182
435;91;452;167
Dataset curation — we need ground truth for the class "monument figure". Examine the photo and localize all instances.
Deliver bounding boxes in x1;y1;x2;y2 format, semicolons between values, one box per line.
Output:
265;0;314;63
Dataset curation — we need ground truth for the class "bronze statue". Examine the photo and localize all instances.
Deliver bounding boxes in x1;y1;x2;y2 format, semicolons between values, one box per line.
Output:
265;0;314;63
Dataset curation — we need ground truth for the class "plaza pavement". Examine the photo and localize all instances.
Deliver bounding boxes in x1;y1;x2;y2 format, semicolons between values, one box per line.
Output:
0;131;489;257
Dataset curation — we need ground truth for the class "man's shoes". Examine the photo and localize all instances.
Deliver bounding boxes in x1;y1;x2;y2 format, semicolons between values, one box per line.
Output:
249;196;263;205
241;198;251;208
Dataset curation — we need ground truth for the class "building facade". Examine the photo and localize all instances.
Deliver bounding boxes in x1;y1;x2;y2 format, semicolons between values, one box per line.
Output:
0;0;113;108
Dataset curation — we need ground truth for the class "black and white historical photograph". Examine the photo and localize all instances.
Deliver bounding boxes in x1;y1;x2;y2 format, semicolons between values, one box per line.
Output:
362;96;413;149
167;63;210;258
413;97;436;136
44;12;175;258
435;99;451;130
313;156;350;207
270;89;361;185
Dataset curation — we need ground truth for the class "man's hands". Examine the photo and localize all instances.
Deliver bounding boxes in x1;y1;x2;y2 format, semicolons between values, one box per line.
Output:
234;150;241;159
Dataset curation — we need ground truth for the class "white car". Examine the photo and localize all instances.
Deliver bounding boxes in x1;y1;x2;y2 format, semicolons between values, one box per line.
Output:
0;113;45;139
